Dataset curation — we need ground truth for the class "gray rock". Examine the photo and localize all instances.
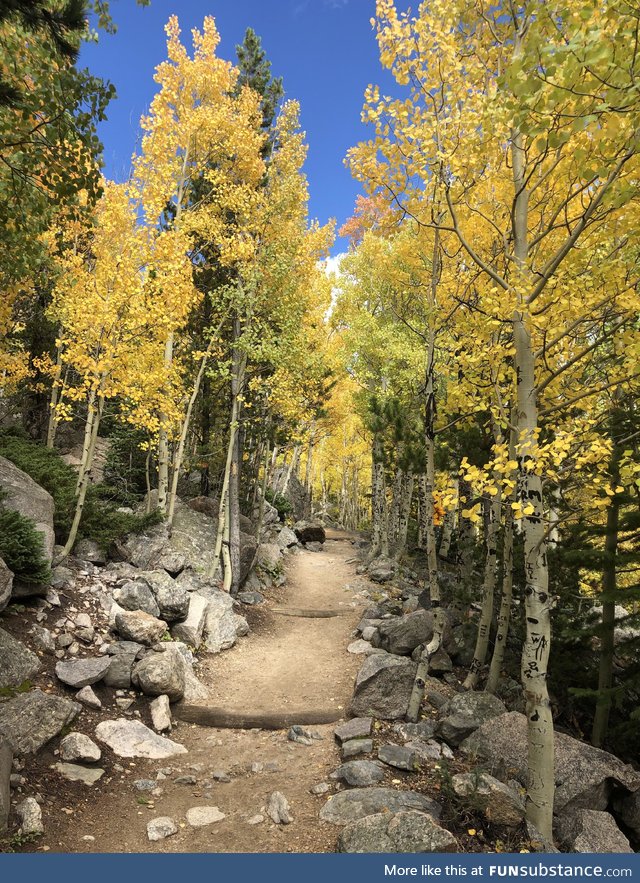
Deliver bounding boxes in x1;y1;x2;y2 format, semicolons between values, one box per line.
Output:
174;775;197;785
237;591;264;606
378;743;419;771
338;811;457;853
75;685;102;709
75;627;95;645
311;783;330;795
306;541;324;552
132;649;186;702
186;806;225;826
16;796;43;835
406;739;453;762
203;589;239;653
119;524;171;570
60;732;101;763
361;626;377;642
0;689;80;753
438;713;485;747
452;771;525;827
239;531;258;586
350;652;417;720
525;820;560;854
134;779;156;791
0;455;55;577
461;711;640;813
55;656;111;689
254;497;279;526
394;720;437;742
158;552;186;577
342;739;373;758
288;725;322;745
334;717;372;744
0;737;11;832
213;770;231;782
140;571;189;622
103;649;137;689
373;610;441;656
320;787;441;825
331;760;386;787
613;788;640;838
113;580;161;617
150;695;171;732
256;543;281;573
234;614;249;637
30;625;57;654
426;646;453;673
348;639;381;655
148;642;208;703
277;526;298;549
95;719;187;758
0;557;12;613
170;593;209;647
555;808;633;853
50;566;73;590
73;538;106;564
247;813;265;825
147;816;178;841
293;521;326;544
54;762;105;785
367;558;396;583
438;692;507;747
266;791;293;824
114;610;168;646
0;628;40;688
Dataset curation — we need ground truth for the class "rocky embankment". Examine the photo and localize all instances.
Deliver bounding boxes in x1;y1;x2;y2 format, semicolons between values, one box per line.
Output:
0;454;326;847
321;553;640;854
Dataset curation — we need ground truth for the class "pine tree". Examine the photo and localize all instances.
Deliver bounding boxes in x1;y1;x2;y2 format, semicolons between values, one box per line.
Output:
236;27;284;153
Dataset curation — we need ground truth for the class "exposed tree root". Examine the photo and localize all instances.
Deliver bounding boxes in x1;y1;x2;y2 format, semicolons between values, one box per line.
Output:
271;607;347;618
175;705;344;729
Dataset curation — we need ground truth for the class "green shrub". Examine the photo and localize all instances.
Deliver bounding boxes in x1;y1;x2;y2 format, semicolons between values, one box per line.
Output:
265;488;291;521
0;508;50;583
0;429;161;552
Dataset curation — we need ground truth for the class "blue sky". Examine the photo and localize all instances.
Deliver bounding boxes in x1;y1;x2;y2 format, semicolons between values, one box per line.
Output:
79;0;409;255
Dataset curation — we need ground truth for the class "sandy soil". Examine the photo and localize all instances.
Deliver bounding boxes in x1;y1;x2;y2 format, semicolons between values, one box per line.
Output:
33;530;373;853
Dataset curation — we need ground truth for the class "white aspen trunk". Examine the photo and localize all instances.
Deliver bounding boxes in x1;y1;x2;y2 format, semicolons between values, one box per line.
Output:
228;317;245;597
512;123;554;840
144;450;152;515
487;491;515;694
487;429;517;694
167;339;214;527
395;472;414;559
75;386;97;493
457;477;477;586
407;223;441;722
268;444;279;488
207;393;239;581
281;444;301;496
463;491;501;690
222;496;232;593
56;391;105;562
389;464;404;548
417;473;430;552
46;338;64;449
548;487;561;548
157;332;174;515
254;440;270;540
438;479;458;560
369;434;388;560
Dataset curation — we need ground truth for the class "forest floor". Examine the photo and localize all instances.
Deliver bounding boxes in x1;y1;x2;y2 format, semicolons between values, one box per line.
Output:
33;529;371;853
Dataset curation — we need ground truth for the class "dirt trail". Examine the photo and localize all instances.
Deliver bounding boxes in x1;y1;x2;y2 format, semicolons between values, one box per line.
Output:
43;530;370;853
